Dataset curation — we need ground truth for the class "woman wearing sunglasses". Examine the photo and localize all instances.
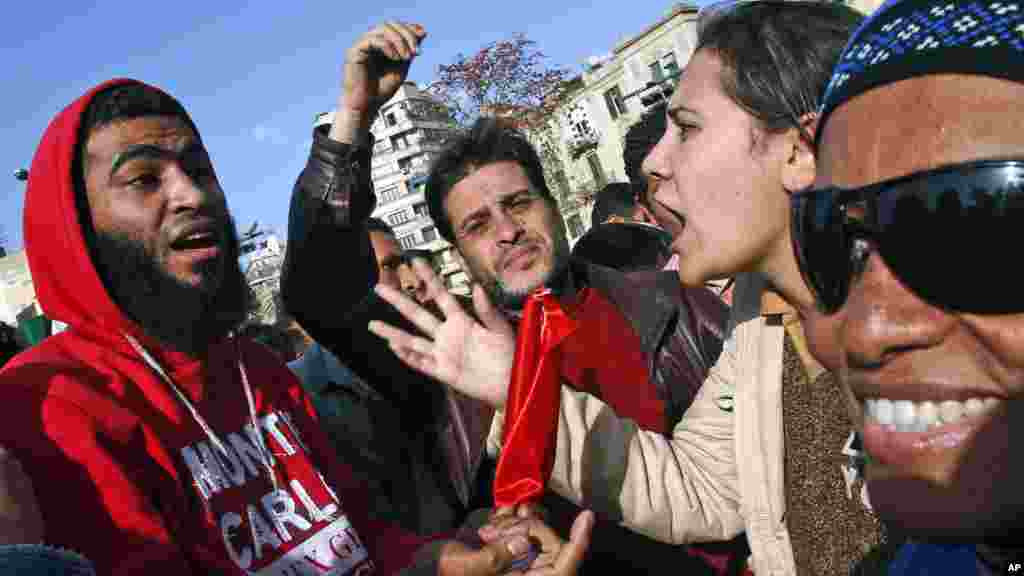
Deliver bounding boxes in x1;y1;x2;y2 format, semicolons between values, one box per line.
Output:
793;0;1024;572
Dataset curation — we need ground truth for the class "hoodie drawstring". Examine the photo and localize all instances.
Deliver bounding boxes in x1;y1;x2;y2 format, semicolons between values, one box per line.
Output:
123;333;279;493
235;336;279;491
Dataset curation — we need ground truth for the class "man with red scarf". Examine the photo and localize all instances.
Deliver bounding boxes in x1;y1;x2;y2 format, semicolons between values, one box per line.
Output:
0;19;587;574
297;21;731;574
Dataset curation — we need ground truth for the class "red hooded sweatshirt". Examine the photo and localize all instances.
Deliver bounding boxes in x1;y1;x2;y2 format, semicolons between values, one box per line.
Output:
0;79;430;575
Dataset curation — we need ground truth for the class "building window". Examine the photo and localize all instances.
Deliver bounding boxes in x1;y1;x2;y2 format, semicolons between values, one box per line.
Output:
398;235;417;250
421;226;437;243
585;154;608;188
388;209;411;226
385;112;397;127
552;167;569;200
603;86;626;120
649;61;665;83
567;214;585;239
377;185;400;204
413;202;429;216
398;153;429;176
663;52;679;79
650;52;680;84
566;101;598;142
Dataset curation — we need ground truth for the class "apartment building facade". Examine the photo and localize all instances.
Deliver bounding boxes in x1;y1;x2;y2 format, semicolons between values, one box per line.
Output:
315;82;471;294
239;222;287;325
528;3;701;244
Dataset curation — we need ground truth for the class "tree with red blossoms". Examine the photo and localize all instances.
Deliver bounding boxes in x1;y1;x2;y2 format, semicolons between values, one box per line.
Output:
428;35;586;210
427;34;575;129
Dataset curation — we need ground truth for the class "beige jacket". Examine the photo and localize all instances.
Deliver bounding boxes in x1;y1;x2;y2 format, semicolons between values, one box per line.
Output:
487;272;825;575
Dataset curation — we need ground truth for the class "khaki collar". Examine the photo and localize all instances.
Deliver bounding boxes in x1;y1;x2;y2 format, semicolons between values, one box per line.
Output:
760;289;794;317
760;289;828;381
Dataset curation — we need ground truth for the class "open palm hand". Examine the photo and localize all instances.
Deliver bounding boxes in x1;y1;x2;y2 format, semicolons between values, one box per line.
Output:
369;258;516;409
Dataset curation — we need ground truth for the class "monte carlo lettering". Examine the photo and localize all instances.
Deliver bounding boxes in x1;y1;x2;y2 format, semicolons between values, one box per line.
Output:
180;410;373;575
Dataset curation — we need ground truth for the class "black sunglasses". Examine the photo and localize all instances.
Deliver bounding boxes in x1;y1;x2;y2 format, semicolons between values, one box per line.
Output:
791;159;1024;315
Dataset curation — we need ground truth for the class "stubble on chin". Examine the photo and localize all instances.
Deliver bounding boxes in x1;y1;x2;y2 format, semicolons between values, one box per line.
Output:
488;252;565;312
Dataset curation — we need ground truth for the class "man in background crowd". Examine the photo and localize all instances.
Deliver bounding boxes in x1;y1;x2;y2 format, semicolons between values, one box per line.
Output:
572;181;673;272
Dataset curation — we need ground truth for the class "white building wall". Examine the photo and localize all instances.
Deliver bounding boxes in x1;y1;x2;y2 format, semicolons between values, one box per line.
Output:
533;3;700;243
316;83;467;293
581;4;699;189
0;251;38;326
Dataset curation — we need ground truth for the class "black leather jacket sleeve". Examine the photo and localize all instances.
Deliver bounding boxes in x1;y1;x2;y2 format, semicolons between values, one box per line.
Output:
280;127;427;406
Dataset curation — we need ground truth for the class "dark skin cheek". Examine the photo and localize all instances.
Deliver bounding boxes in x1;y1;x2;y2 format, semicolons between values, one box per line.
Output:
803;313;844;372
960;315;1024;395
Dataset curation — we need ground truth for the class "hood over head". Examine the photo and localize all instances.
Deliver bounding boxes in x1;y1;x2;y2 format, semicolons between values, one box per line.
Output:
23;78;214;364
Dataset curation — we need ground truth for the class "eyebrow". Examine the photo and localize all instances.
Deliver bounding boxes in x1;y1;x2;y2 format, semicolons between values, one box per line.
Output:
109;142;205;177
666;105;701;125
458;188;533;232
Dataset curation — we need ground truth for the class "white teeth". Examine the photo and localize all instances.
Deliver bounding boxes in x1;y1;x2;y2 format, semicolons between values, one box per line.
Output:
918;401;937;431
863;397;1001;431
940;400;963;424
876;399;893;425
866;399;879;421
893;400;916;432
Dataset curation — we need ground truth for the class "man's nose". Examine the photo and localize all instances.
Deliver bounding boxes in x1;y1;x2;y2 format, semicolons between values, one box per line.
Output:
493;210;524;244
840;251;954;370
166;165;217;214
403;275;424;294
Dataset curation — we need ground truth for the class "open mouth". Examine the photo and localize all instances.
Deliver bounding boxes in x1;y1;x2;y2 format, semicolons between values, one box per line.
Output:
653;199;686;237
171;231;219;251
169;222;223;264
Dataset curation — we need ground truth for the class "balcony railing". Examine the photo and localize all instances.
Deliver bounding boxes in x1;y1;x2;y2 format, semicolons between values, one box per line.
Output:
391;140;443;162
556;179;598;212
567;128;601;159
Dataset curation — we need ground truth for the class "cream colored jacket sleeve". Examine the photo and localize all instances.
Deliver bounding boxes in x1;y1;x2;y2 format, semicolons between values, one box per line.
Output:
486;329;743;545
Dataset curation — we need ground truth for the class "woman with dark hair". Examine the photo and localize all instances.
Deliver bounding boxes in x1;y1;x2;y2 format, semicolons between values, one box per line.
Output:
631;3;899;572
604;2;894;572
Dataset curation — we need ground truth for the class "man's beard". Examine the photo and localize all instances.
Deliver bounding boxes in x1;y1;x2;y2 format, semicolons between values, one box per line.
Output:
482;241;571;312
91;219;249;356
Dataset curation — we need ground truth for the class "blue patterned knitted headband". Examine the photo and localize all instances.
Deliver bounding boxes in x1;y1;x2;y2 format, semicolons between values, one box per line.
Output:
817;0;1024;145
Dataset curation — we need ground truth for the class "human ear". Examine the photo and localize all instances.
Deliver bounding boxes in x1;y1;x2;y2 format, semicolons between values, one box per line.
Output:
781;113;819;193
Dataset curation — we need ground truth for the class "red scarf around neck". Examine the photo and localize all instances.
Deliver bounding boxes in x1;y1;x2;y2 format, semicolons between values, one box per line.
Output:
492;287;588;507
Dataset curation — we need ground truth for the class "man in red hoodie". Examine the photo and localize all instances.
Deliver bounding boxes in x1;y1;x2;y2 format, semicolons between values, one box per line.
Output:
0;70;589;574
